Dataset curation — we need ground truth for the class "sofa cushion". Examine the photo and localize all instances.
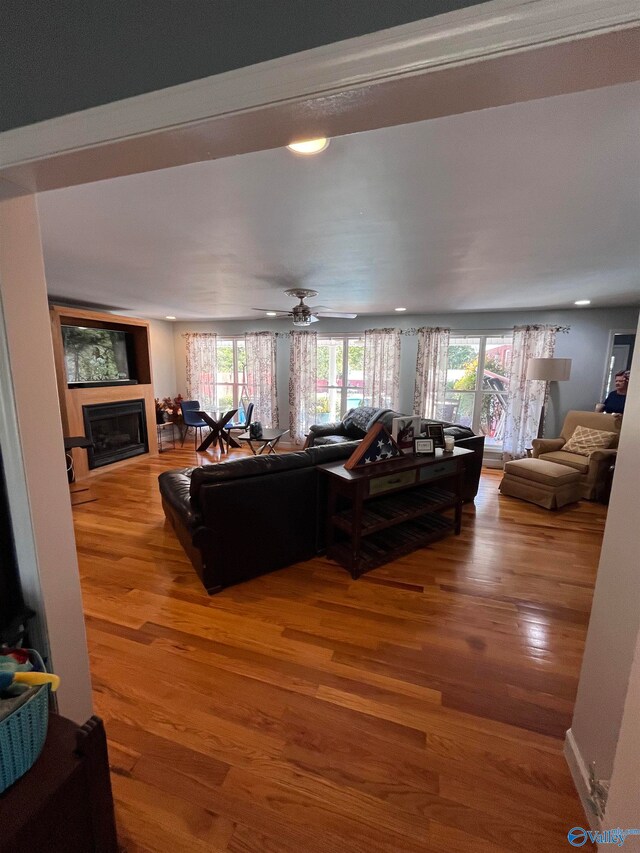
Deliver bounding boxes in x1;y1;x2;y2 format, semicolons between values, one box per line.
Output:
312;435;355;446
439;424;474;440
538;451;590;473
305;442;360;466
504;458;582;485
563;425;618;456
189;451;311;500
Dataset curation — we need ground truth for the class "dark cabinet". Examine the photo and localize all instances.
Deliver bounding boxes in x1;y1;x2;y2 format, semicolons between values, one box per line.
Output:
0;714;118;853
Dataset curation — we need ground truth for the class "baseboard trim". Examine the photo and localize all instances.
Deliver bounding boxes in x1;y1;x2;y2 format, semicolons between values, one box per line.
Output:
564;728;600;831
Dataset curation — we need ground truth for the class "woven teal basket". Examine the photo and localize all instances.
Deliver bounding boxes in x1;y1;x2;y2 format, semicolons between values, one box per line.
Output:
0;651;50;794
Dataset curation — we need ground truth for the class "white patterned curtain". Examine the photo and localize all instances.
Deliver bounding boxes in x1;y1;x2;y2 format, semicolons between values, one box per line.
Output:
184;332;217;410
413;327;450;419
289;331;317;445
363;328;401;410
502;325;557;460
245;331;279;428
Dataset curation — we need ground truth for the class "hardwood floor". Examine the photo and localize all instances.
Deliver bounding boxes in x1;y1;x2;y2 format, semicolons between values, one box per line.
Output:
72;443;606;853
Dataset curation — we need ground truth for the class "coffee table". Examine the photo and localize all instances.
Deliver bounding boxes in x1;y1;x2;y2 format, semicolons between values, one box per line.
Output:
238;428;289;455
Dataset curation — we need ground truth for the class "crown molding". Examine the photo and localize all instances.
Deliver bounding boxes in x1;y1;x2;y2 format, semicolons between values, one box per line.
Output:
0;0;638;171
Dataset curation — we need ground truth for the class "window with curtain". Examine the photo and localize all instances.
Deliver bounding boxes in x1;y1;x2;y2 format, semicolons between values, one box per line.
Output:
315;336;364;423
184;332;217;411
215;338;249;419
245;331;278;428
503;325;558;460
413;327;450;420
289;330;317;445
443;334;513;448
363;328;401;410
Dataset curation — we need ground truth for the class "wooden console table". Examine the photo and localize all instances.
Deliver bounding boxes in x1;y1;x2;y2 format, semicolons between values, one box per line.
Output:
0;713;118;852
319;447;472;578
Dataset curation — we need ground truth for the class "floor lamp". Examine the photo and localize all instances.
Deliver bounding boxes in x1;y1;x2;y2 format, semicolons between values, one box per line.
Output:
526;357;572;438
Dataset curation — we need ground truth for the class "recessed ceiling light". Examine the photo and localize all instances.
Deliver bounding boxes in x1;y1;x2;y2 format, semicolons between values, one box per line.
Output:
394;307;407;312
165;315;176;320
574;300;591;306
265;311;278;317
286;138;330;155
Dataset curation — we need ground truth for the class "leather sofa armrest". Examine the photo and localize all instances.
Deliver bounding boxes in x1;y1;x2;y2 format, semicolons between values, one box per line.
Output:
306;421;348;447
158;470;201;533
531;438;565;457
308;422;347;438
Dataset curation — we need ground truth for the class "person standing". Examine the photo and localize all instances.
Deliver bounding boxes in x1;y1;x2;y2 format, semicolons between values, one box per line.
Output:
596;370;629;415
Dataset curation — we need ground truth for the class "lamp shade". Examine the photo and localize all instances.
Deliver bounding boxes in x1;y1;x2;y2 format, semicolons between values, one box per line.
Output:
526;357;572;381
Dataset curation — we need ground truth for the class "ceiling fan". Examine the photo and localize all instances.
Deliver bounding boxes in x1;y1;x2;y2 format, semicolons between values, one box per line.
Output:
252;289;357;327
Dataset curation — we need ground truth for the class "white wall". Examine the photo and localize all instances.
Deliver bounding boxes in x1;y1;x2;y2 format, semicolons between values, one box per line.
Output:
0;188;93;722
149;318;178;399
567;313;640;795
602;628;640;830
171;306;638;436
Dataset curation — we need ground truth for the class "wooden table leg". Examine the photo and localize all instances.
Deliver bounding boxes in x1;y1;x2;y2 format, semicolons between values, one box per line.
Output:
197;426;220;452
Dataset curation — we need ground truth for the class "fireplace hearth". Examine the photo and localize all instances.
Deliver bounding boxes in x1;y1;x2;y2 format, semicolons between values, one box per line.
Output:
83;400;148;469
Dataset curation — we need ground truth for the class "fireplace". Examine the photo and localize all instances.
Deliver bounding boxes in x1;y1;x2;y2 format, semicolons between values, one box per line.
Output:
83;400;149;469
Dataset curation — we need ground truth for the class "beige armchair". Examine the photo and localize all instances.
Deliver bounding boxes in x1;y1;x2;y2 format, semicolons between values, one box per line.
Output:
532;410;620;500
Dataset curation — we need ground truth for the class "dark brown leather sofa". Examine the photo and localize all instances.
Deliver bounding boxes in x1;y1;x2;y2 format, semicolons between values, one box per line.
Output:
159;443;356;594
159;430;484;595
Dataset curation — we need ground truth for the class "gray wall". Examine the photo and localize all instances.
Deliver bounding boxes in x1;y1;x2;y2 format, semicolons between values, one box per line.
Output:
2;1;489;132
171;306;639;437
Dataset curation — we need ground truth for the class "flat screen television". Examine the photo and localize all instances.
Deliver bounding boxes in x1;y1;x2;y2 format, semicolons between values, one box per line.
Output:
62;325;137;387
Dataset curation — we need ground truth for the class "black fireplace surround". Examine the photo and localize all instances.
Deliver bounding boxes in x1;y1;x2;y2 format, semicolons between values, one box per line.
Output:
83;400;148;469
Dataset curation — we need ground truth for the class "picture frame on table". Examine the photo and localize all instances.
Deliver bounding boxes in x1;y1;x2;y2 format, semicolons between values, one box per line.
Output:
422;423;445;448
391;415;421;454
414;438;435;455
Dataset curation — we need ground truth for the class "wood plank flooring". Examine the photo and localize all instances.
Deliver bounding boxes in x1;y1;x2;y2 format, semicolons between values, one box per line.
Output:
72;443;606;852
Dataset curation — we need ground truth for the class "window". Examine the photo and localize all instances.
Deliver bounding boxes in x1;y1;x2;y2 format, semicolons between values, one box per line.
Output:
215;338;249;418
444;334;513;448
316;337;364;423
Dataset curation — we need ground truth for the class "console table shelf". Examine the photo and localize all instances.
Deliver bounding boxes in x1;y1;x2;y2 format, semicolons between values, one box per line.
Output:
332;484;457;537
319;447;472;578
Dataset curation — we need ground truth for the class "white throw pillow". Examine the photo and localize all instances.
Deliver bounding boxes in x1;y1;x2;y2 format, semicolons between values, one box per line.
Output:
563;425;617;456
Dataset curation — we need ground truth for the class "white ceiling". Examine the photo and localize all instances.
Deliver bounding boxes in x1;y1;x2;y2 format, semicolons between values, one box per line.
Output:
38;82;640;321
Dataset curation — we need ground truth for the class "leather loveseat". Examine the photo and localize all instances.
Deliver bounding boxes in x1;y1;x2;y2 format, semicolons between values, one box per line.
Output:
159;428;484;595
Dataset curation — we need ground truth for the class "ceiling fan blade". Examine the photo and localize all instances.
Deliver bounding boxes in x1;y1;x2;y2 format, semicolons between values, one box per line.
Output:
314;312;358;319
251;308;291;315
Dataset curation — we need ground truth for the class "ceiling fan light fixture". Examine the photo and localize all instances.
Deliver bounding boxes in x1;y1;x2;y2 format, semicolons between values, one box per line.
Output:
286;138;330;155
293;315;313;327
